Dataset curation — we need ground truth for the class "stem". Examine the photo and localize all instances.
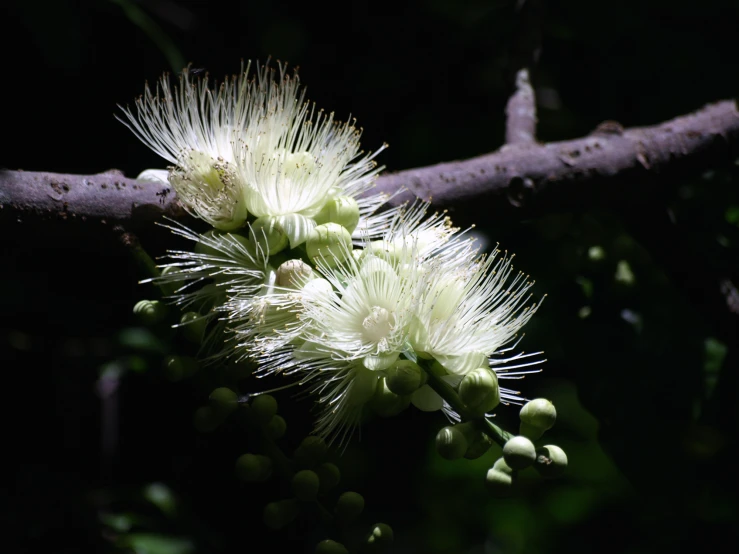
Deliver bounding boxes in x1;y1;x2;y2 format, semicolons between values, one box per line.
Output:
419;360;512;448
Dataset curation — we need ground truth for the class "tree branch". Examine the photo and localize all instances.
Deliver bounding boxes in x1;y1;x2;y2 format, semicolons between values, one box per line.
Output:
1;100;738;229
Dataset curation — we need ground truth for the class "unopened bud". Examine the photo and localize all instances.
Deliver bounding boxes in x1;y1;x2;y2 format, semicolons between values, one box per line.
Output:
335;491;364;524
366;523;394;552
458;367;500;417
265;415;287;440
292;470;320;501
306;223;353;268
250;394;278;426
263;499;299;530
314;196;361;233
435;425;468;460
485;468;514;497
386;360;425;395
493;456;515;475
209;387;238;416
453;422;493;460
410;385;443;412
162;355;198;381
519;398;557;440
315;540;349;554
133;300;167;325
294;436;328;469
534;445;568;478
316;462;341;492
369;378;411;417
503;435;537;470
179;311;207;343
346;366;380;408
193;406;223;433
250;216;289;256
275;259;314;289
235;453;272;482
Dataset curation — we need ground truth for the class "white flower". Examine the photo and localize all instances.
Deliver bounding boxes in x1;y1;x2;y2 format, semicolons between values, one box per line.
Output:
120;62;388;241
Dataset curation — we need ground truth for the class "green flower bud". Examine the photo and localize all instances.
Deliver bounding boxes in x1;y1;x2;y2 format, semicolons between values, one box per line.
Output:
162;355;198;381
458;367;500;417
335;491;364;524
534;445;568;478
250;216;289;255
275;259;314;289
179;311;207;343
263;498;299;530
250;394;278;426
316;462;341;492
292;469;320;501
133;300;167;325
519;398;557;440
452;422;493;460
265;415;287;440
485;468;514;497
435;425;468;460
193;406;223;433
386;360;425;395
410;384;443;412
306;223;353;268
493;456;515;475
235;453;272;482
209;387;238;416
366;523;394;551
369;377;411;417
314;196;361;233
315;540;349;554
502;435;537;470
294;436;328;469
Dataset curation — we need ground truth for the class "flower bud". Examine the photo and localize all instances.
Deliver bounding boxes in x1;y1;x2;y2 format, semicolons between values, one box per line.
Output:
294;436;328;469
209;387;238;416
534;445;568;478
316;462;341;492
519;398;557;440
458;367;500;417
250;216;289;255
346;366;380;408
263;498;299;530
275;259;314;289
366;523;394;552
485;468;514;497
335;491;364;524
265;415;287;440
410;384;444;412
314;196;361;233
502;435;537;470
454;422;493;460
306;223;353;268
435;425;468;460
493;456;515;475
315;540;349;554
193;406;223;433
292;469;320;501
250;394;278;426
179;311;207;343
133;300;167;325
386;360;425;395
369;378;411;417
235;453;272;482
162;355;198;381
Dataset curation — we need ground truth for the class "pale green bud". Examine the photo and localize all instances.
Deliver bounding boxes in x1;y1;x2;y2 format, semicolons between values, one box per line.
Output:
366;523;394;551
133;300;167;325
179;311;207;343
250;394;278;426
410;384;444;412
250;216;289;255
162;355;198;381
235;453;272;482
263;498;299;530
335;491;364;524
209;387;238;416
369;377;411;417
502;435;537;470
386;360;426;395
294;436;328;469
265;415;287;440
306;223;353;268
519;398;557;440
315;540;349;554
292;469;320;501
275;259;314;289
485;468;514;497
435;425;468;460
493;456;515;475
453;421;493;460
534;445;568;478
193;406;223;433
316;462;341;492
314;196;361;233
458;367;500;417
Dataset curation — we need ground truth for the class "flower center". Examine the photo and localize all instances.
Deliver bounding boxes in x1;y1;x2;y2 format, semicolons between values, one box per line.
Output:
362;306;393;343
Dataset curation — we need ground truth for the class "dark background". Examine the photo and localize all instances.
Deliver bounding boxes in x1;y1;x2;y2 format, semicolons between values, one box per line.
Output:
2;1;738;553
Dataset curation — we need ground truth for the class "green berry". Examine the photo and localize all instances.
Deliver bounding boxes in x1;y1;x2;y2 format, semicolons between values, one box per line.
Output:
315;540;349;554
485;468;514;497
292;470;320;501
265;415;287;440
458;367;500;417
316;462;341;492
493;456;515;475
209;387;238;416
386;360;425;395
294;436;328;469
502;436;537;470
435;425;468;460
366;522;394;551
335;491;364;524
263;499;299;530
235;453;272;482
534;445;568;478
250;395;278;426
133;300;167;325
519;398;557;440
306;223;353;268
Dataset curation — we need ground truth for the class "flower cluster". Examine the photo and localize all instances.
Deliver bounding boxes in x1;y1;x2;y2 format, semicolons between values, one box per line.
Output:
122;62;543;444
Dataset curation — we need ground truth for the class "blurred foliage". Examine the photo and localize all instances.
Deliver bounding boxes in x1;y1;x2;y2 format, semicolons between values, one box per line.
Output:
2;0;739;552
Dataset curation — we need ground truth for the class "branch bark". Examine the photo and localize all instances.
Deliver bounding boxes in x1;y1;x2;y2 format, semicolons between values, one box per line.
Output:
1;100;738;229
